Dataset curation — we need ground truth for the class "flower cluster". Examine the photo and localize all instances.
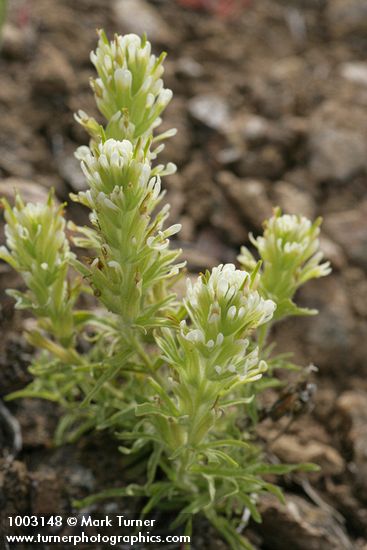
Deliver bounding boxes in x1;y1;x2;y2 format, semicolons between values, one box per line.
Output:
71;138;183;323
69;31;182;327
0;193;78;345
158;264;275;393
185;264;275;338
239;208;331;318
75;138;151;207
76;31;174;145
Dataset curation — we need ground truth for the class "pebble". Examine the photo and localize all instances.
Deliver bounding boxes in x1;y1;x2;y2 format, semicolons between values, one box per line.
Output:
336;391;367;498
113;0;176;46
238;145;285;180
327;0;367;37
308;102;367;183
217;171;272;228
323;201;367;270
211;190;249;245
340;62;367;87
188;94;230;132
319;235;346;271
344;268;367;317
258;493;353;550
0;460;29;518
176;57;204;79
299;276;356;372
32;43;75;95
159;97;191;167
1;23;36;60
273;180;315;219
271;435;345;477
30;468;64;515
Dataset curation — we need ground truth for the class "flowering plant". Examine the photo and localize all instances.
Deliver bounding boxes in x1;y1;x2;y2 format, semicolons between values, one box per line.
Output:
0;31;330;548
239;208;331;320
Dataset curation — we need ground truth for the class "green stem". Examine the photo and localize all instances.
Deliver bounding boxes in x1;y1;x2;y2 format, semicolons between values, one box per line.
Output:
175;378;216;489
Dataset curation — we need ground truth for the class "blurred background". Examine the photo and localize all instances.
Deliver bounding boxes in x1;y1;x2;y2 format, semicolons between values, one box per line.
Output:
0;0;367;548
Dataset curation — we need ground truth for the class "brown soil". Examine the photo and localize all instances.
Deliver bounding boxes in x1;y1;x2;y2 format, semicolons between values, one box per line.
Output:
0;0;367;548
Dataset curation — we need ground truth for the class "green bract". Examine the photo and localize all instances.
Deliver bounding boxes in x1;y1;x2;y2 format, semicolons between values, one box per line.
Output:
0;193;79;347
76;30;176;147
239;207;331;319
185;264;275;340
0;31;330;549
71;137;183;324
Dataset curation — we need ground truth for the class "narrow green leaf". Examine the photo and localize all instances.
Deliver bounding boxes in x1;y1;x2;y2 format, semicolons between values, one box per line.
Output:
74;484;147;508
81;363;121;407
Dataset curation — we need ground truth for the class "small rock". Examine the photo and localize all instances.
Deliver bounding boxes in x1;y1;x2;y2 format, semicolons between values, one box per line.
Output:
181;246;220;272
178;214;195;242
310;128;366;182
273;181;315;219
336;391;367;499
0;139;38;180
1;23;36;60
308;102;367;183
319;236;346;271
30;468;64;515
181;158;214;225
32;43;75;96
238;145;285;180
327;481;367;536
327;0;367;36
66;465;96;494
216;146;242;165
234;113;299;148
165;188;185;223
217;171;272;228
299;276;356;371
0;178;50;205
0;336;33;397
57;154;86;192
0;460;29;519
269;56;306;82
241;114;270;143
113;0;176;46
283;167;317;189
344;268;367;317
0;77;20;107
340;62;367;87
323;201;367;270
176;57;204;79
16;399;59;449
314;387;339;424
160;97;191;167
257;493;353;550
211;195;249;245
284;116;309;138
271;435;345;477
188;94;230;132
